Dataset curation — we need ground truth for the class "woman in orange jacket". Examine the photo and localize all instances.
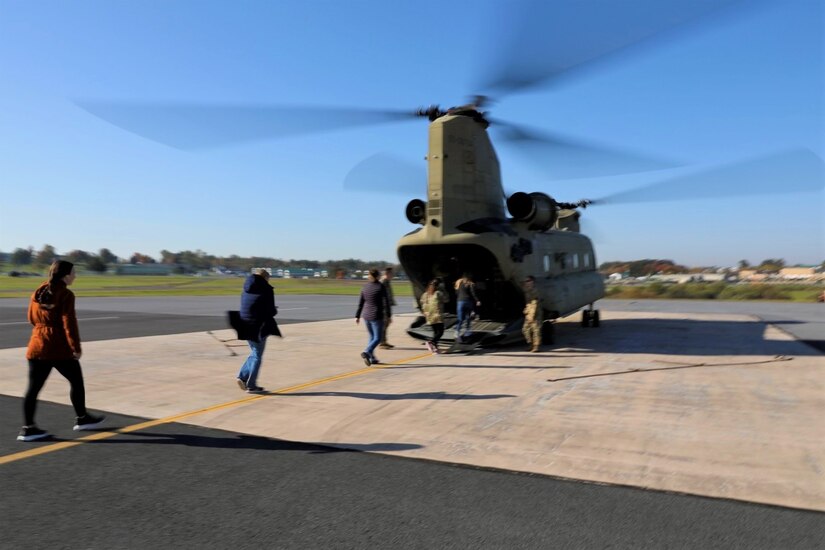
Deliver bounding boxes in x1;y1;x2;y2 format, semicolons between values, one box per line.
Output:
18;260;105;441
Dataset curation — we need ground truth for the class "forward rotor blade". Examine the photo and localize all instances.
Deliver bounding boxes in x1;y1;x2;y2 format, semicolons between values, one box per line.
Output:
343;153;427;195
591;149;824;205
75;100;419;150
493;120;680;179
479;0;751;98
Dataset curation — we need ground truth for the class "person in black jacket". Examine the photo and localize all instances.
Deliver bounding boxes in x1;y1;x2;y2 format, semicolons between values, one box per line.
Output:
355;269;391;366
236;268;277;393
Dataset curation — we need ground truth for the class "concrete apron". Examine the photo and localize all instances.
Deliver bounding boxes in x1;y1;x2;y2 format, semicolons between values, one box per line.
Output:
0;311;822;511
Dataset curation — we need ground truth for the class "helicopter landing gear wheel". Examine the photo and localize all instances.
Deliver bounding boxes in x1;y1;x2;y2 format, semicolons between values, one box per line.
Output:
582;309;600;328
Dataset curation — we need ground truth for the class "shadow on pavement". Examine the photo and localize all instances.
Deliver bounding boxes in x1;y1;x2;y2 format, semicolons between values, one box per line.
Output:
49;431;424;453
388;363;571;370
282;391;515;400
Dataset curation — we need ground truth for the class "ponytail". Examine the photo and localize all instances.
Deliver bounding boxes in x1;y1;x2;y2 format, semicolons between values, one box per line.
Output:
36;260;74;306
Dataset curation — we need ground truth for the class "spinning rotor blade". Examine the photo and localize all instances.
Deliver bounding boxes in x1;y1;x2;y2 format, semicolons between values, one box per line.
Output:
493;120;680;179
590;149;824;205
343;153;427;195
479;0;751;98
75;101;419;150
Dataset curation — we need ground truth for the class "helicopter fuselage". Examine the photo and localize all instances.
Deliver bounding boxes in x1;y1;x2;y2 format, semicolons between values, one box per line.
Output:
398;112;604;345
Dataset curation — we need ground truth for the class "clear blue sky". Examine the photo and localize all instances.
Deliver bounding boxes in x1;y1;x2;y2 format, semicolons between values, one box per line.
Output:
0;0;822;267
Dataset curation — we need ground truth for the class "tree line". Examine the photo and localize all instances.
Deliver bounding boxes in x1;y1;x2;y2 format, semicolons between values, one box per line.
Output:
599;258;824;277
3;245;395;274
5;246;822;276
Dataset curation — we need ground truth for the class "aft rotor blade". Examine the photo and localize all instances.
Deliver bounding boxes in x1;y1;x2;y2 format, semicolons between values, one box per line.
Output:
591;149;825;205
493;120;680;179
75;101;419;150
343;153;427;195
479;0;752;98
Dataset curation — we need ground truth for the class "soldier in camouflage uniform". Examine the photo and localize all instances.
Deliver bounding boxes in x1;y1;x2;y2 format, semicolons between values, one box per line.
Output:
522;276;543;352
419;278;448;354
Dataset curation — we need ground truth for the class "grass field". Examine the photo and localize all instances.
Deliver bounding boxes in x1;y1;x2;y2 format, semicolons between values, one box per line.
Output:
605;282;823;302
0;275;416;298
1;274;821;301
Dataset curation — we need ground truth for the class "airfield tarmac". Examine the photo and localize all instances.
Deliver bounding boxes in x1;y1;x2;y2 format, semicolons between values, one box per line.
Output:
0;297;823;547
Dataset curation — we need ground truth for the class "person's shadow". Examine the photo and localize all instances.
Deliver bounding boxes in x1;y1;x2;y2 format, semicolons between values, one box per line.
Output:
55;430;423;454
282;391;515;400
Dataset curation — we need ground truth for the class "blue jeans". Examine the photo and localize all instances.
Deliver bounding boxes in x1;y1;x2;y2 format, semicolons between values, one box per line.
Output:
365;319;384;361
456;300;474;338
238;337;267;387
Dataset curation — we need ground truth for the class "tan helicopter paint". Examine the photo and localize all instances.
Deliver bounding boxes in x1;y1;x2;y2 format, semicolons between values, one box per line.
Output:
525;229;604;318
426;115;504;235
398;112;604;334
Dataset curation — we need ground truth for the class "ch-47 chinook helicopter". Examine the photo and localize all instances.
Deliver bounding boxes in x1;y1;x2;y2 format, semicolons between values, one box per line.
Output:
396;100;605;346
345;97;822;348
77;0;823;348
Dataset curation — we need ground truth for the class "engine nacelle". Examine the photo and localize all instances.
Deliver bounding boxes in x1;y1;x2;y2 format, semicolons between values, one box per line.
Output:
506;192;558;231
405;199;427;225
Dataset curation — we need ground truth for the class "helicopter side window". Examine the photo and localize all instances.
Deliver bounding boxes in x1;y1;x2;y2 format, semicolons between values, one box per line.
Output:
583;253;591;268
543;255;550;273
572;254;579;270
555;252;566;270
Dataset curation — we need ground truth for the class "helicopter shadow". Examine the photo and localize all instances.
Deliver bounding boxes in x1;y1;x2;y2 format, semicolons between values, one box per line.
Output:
549;317;823;357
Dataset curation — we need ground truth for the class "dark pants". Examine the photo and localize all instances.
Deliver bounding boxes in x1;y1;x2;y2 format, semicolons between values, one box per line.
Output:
24;359;87;426
429;323;444;345
380;315;391;344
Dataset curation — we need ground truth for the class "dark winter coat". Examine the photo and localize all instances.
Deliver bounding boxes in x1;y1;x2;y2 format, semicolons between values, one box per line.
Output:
26;280;81;360
238;274;277;342
381;277;397;307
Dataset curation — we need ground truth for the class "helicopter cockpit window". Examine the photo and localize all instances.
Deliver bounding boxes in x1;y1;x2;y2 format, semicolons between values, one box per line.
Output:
583;253;591;268
572;254;579;269
543;255;550;272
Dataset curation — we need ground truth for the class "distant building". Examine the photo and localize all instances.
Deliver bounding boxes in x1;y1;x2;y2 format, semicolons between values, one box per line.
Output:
691;273;727;282
737;269;772;282
779;267;820;280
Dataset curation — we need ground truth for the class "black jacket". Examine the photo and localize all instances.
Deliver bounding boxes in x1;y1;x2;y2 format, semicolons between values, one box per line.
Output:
236;274;277;341
356;281;391;321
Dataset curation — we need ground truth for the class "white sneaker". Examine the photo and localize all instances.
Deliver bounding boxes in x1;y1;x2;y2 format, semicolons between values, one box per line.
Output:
73;414;106;431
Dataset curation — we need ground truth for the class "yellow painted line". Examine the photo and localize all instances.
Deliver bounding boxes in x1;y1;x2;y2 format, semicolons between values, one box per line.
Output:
0;351;432;466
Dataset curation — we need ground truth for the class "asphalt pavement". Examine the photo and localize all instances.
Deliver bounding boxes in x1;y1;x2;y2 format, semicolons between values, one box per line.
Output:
1;296;822;548
1;296;821;350
1;395;822;549
0;295;418;349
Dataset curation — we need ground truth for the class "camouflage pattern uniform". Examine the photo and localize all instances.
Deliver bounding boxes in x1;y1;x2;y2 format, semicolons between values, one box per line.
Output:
522;289;543;352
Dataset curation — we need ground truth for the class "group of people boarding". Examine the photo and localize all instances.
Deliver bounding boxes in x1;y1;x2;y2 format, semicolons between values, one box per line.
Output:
16;261;543;442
